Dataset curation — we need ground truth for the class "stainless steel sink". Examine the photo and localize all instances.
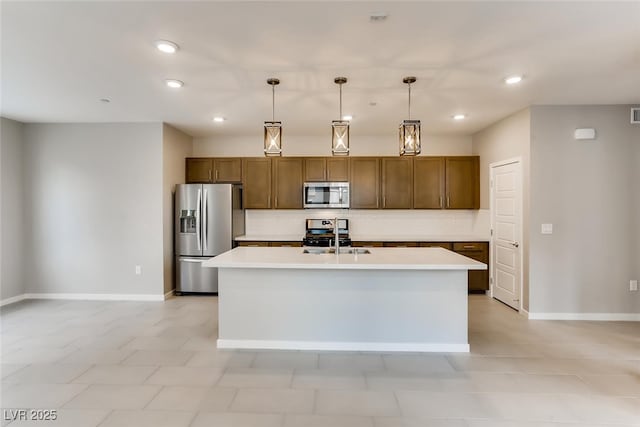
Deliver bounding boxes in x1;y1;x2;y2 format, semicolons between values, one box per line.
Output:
303;248;371;255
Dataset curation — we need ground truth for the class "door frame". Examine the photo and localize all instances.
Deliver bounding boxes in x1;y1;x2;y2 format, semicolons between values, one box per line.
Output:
489;157;523;312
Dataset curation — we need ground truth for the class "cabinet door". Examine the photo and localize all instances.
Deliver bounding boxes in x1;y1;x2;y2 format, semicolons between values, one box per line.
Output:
383;242;419;247
214;158;242;183
445;157;479;209
381;157;413;209
351;241;384;247
243;158;272;209
304;158;326;181
237;241;269;247
269;241;303;247
453;242;489;291
273;158;303;209
419;242;453;250
413;157;445;209
326;158;349;181
350;158;380;209
186;158;213;183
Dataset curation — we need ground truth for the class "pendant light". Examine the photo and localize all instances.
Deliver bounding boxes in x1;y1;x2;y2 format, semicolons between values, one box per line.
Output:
264;78;282;156
399;76;421;156
331;77;349;156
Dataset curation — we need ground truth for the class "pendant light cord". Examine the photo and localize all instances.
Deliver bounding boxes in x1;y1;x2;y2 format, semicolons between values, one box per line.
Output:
408;82;412;120
272;84;275;122
339;83;343;119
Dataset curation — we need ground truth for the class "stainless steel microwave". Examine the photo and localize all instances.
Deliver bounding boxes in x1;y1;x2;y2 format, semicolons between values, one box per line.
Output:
303;182;350;209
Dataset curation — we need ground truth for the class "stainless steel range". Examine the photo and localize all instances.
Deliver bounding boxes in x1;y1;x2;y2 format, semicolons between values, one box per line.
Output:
302;219;351;247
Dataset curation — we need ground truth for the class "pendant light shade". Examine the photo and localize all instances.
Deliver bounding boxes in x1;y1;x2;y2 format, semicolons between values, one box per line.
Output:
399;76;421;156
332;77;349;156
264;78;282;156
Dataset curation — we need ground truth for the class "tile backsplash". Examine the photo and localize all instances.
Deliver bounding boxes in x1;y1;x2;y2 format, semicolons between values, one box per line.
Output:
245;209;490;239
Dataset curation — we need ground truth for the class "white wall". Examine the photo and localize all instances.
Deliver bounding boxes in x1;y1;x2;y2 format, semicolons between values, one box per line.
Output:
162;124;192;294
23;123;165;296
193;134;472;157
472;108;531;310
0;118;26;302
529;105;640;315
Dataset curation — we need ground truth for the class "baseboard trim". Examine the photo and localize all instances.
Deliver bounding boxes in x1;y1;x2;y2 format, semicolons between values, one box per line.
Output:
217;339;470;353
0;294;27;307
164;290;175;300
528;312;640;321
1;293;165;305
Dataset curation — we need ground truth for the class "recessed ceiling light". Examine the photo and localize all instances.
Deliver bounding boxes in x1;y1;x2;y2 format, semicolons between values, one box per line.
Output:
156;40;179;54
342;115;353;121
452;114;466;120
165;79;184;89
213;117;225;123
505;75;523;85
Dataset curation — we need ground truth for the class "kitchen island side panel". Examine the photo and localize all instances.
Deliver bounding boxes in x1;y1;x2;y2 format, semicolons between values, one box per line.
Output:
217;268;468;352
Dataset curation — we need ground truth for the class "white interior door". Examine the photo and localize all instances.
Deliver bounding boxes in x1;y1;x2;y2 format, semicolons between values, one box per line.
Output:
490;160;522;310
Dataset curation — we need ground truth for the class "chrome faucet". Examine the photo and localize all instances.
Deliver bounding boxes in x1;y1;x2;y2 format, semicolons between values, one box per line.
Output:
334;217;339;253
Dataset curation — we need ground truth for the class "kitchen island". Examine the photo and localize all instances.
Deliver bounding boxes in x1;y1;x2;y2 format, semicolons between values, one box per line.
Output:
203;246;486;353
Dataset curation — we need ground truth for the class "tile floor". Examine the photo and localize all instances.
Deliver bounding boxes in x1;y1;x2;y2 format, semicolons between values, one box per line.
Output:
0;295;638;427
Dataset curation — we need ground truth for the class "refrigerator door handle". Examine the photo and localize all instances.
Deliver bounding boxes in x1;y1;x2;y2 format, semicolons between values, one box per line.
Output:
180;258;205;263
203;188;208;251
196;188;202;251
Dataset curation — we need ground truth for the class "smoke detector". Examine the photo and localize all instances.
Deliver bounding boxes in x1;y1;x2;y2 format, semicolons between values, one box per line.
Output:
631;107;640;124
370;12;388;22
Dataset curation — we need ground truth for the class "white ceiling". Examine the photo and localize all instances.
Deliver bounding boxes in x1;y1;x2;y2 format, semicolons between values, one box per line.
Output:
2;1;639;138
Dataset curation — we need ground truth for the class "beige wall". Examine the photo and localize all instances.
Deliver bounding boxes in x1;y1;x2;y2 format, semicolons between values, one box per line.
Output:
162;124;192;294
0;118;26;302
529;105;640;315
23;123;165;296
472;109;531;310
193;133;473;157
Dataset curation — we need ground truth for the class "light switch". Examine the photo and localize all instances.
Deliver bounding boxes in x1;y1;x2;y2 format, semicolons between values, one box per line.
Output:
541;224;553;234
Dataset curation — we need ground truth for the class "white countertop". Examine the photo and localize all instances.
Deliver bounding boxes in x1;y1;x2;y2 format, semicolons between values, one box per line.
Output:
204;246;487;270
235;234;489;242
350;234;489;242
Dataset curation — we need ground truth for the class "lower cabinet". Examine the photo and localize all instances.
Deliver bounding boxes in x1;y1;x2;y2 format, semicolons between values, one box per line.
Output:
238;239;489;292
351;241;384;248
419;242;453;250
237;241;269;247
237;241;302;247
383;242;419;247
452;242;489;292
269;241;303;247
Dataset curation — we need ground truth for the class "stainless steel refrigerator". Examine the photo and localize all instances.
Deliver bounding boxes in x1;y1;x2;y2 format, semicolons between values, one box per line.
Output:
175;184;244;294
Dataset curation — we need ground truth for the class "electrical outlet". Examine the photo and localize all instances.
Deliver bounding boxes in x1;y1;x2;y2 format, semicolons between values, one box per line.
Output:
135;265;142;275
630;280;638;291
541;224;553;234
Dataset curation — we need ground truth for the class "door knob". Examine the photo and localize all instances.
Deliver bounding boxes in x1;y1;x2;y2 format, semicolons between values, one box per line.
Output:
511;242;519;248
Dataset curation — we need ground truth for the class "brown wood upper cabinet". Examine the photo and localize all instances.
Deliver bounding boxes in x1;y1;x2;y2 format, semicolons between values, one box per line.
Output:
381;157;413;209
445;157;480;209
413;156;479;209
414;157;445;209
304;158;349;182
349;157;380;209
242;158;272;209
186;158;213;183
273;157;303;209
213;158;242;183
